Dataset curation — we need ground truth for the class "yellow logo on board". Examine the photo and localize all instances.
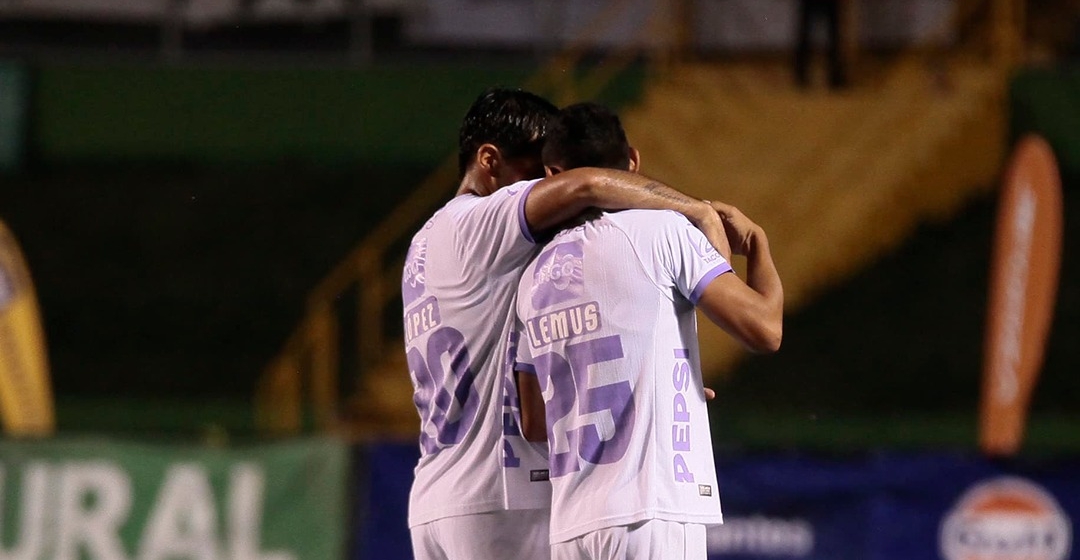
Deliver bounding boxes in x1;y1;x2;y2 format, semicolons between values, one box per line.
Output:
0;220;54;436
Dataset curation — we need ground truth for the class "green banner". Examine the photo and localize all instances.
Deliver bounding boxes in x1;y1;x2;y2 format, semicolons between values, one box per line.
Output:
0;437;347;560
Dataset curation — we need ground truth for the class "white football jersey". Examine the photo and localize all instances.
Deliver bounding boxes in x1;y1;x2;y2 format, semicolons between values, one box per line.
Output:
403;179;551;529
515;209;730;544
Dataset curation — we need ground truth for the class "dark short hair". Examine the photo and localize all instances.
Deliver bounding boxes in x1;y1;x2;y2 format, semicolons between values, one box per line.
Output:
542;102;630;171
457;87;558;178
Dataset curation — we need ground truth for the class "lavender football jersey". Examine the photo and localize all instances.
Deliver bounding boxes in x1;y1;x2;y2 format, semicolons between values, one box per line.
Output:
515;209;731;544
403;179;551;529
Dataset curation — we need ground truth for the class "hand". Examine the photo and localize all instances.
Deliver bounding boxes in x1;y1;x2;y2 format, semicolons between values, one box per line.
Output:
692;202;732;260
709;201;759;256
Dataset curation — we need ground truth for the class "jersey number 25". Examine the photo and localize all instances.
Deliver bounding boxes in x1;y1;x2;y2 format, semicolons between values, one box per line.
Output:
535;335;634;478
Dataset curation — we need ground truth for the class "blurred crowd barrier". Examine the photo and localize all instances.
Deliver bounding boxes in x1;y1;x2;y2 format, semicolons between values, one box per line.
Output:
356;442;1080;560
2;437;1077;560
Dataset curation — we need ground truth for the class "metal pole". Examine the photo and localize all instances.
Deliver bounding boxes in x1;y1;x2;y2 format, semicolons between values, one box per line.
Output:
673;0;693;61
991;0;1020;66
310;305;340;430
348;0;373;66
162;0;185;62
1014;0;1026;63
841;0;859;82
535;0;563;64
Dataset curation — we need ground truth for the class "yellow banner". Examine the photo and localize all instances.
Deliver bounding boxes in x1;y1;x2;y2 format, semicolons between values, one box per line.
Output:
0;220;54;436
979;135;1063;456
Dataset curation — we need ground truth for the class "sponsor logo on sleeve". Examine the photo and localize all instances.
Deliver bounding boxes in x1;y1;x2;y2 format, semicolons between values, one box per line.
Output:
692;231;722;264
402;238;428;307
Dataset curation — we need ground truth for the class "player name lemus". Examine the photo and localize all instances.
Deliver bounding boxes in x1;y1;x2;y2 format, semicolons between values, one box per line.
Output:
526;301;602;349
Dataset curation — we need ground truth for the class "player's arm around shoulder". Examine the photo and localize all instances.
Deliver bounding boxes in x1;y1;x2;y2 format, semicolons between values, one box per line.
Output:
522;168;726;253
696;203;783;353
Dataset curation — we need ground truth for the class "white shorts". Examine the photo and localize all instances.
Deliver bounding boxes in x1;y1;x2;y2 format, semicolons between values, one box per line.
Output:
551;519;707;560
410;508;550;560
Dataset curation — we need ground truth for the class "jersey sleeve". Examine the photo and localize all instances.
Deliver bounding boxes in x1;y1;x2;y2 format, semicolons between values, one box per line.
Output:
449;179;541;273
655;213;734;305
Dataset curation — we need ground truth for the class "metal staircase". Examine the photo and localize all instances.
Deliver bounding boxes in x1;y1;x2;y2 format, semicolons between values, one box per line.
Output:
624;56;1009;375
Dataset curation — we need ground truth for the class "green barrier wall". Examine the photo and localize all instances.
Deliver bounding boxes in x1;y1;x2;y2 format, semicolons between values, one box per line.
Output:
31;61;645;167
0;437;348;560
33;63;529;166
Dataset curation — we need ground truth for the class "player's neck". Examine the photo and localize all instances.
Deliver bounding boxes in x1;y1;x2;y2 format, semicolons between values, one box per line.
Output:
456;171;495;197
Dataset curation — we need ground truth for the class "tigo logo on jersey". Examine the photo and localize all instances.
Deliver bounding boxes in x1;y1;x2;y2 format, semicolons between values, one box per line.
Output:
940;477;1071;560
692;231;722;264
531;241;584;310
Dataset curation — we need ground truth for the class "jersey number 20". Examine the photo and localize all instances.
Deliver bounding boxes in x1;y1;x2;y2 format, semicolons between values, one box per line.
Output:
408;326;479;455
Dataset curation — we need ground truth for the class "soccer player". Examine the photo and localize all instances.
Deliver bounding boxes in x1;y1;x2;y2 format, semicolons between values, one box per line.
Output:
403;89;729;560
513;102;783;560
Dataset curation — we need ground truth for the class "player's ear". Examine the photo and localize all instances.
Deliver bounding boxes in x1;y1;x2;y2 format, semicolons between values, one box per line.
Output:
544;165;563;177
628;146;641;173
476;144;502;176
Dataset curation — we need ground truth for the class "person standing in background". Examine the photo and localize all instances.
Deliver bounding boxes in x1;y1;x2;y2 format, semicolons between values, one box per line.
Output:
794;0;854;89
